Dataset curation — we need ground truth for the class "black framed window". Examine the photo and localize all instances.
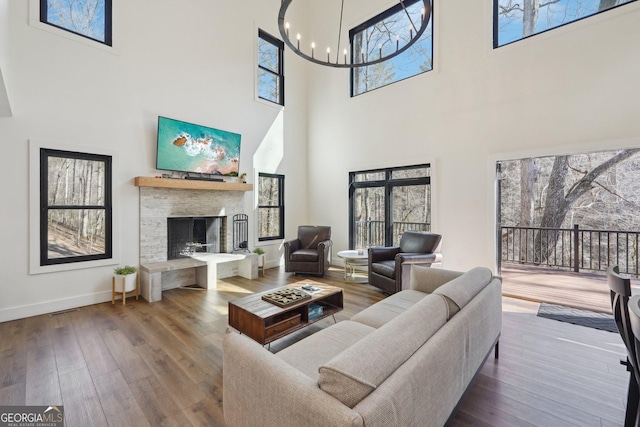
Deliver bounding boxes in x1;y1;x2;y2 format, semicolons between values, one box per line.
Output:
258;173;285;241
494;0;636;48
258;29;285;106
349;164;431;248
40;149;112;266
350;0;433;97
40;0;113;46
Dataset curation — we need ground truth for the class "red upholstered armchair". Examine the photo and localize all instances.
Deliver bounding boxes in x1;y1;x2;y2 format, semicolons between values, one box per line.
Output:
284;226;332;276
368;231;442;294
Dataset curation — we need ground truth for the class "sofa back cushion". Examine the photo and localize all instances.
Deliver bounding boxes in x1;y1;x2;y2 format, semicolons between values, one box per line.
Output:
433;267;493;319
318;294;448;407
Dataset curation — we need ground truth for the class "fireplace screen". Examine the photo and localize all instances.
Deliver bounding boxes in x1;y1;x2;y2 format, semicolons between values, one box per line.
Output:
167;216;226;259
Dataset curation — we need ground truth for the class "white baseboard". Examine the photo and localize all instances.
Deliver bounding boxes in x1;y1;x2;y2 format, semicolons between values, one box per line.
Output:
0;291;114;323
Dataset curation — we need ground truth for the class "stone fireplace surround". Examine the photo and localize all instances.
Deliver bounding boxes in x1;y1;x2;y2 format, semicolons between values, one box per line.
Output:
137;182;257;300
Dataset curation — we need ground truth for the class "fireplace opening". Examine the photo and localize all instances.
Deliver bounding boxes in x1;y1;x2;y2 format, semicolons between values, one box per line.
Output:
167;216;226;260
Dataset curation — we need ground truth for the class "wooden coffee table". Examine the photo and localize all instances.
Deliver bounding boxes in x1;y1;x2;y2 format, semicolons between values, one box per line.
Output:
228;283;343;346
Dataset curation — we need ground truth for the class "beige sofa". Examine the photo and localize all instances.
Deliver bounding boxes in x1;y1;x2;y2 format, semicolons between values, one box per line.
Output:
223;266;502;427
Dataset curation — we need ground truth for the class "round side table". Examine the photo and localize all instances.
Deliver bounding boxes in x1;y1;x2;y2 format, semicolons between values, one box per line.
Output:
337;250;368;282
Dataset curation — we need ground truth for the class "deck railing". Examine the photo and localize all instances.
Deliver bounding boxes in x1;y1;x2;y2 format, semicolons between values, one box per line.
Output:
500;224;640;276
355;221;430;248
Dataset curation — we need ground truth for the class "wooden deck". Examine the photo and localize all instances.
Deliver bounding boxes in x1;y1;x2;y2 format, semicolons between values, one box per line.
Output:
500;264;640;314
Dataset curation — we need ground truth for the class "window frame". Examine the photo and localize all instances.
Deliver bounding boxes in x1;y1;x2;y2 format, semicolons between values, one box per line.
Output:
40;148;113;266
349;0;433;97
257;29;285;106
493;0;638;48
257;172;285;242
39;0;113;46
349;164;431;249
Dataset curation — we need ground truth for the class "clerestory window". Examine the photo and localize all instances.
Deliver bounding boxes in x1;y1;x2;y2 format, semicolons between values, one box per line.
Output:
258;30;285;106
40;0;112;46
494;0;637;48
350;0;433;97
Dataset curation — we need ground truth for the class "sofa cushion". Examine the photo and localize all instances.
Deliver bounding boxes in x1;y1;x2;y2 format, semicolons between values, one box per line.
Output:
433;266;493;319
318;294;448;408
290;248;319;262
276;321;375;381
350;290;427;329
371;260;396;278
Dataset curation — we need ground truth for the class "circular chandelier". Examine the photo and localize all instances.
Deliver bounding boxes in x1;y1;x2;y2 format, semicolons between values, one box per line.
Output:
277;0;432;69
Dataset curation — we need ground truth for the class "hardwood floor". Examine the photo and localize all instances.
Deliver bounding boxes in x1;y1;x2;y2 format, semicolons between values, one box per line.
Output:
0;266;630;426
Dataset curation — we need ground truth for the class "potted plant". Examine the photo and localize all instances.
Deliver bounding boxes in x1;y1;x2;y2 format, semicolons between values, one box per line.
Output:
112;265;138;304
253;248;265;275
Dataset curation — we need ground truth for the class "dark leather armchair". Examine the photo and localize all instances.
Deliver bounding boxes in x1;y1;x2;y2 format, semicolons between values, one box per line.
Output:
284;226;332;276
368;231;442;294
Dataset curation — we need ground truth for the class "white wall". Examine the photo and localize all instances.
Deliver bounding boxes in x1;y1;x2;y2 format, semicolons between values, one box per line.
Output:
0;0;11;117
0;0;309;321
306;0;640;271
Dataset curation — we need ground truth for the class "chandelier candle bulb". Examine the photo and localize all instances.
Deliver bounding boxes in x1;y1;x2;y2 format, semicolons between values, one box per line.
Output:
296;33;300;50
327;47;330;62
311;42;315;58
396;35;400;51
285;22;290;37
343;49;347;64
379;44;382;59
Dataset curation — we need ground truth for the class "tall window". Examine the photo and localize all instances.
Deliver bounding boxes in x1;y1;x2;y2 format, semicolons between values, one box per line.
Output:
350;0;433;97
258;30;285;106
40;0;112;46
349;164;431;248
258;173;284;241
40;149;112;266
494;0;636;47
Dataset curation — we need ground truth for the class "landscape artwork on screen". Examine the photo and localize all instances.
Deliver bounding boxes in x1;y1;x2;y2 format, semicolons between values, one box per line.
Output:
156;116;241;176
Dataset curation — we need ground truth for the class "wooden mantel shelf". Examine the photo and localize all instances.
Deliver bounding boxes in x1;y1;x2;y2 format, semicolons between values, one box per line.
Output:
134;176;253;192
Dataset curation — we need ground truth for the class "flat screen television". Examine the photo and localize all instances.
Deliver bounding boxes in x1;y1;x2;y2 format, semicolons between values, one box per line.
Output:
156;116;241;176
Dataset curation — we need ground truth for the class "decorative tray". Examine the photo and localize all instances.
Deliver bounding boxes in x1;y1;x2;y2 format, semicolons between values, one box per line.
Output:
262;288;312;307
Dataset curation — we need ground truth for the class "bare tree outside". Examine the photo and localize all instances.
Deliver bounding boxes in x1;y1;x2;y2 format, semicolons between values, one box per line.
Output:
351;165;431;248
257;174;283;240
352;1;433;96
44;0;107;42
258;33;282;104
496;0;635;46
500;149;640;271
46;156;106;259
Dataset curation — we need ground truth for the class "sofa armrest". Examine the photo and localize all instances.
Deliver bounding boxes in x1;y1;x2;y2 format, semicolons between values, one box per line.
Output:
396;252;440;265
318;239;332;267
369;246;400;263
223;331;363;427
409;266;465;294
284;239;301;257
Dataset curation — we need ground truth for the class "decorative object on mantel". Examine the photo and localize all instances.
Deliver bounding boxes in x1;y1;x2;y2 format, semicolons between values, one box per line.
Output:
112;265;139;305
240;172;247;183
233;214;250;252
277;0;431;69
